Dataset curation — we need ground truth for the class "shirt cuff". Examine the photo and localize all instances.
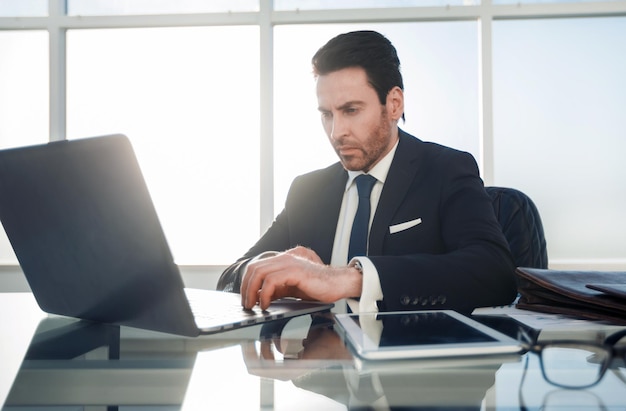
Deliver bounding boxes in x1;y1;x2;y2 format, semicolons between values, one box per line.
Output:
350;257;382;313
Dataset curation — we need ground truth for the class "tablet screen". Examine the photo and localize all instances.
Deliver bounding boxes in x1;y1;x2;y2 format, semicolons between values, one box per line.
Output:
356;311;497;347
335;310;522;360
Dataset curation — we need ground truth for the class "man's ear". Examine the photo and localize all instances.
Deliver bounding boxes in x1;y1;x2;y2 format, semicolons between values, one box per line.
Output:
387;86;405;121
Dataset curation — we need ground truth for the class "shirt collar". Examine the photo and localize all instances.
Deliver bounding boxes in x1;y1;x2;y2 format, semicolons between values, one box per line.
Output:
345;139;399;190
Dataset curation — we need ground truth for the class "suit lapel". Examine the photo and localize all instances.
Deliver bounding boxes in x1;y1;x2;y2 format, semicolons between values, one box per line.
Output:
368;131;421;255
313;164;347;264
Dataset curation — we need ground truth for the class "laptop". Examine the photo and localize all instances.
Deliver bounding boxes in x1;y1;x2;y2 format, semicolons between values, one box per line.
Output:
0;134;333;337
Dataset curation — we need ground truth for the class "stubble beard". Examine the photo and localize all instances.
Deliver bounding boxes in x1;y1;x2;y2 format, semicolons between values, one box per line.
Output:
337;109;393;173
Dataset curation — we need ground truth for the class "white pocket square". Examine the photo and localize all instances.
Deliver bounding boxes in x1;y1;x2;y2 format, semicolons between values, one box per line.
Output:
389;218;422;234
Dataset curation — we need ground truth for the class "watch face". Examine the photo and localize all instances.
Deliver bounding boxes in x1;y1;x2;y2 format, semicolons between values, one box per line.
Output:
351;260;363;273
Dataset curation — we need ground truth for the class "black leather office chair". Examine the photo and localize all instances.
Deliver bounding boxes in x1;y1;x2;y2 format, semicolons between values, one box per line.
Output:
486;186;548;269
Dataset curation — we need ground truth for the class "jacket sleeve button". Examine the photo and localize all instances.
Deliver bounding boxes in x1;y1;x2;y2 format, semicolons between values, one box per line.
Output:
400;295;411;306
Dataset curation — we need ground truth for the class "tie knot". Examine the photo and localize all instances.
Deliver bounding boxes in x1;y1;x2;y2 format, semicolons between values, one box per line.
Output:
355;174;377;199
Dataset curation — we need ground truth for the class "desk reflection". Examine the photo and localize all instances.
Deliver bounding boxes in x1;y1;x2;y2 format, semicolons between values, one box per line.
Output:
4;310;626;411
4;316;224;409
242;313;516;411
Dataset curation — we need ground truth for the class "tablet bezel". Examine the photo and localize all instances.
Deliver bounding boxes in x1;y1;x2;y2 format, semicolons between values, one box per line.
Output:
334;310;523;360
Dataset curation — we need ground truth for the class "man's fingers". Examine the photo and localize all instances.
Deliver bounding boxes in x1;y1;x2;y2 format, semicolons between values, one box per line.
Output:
258;282;276;310
257;270;294;310
242;258;288;309
242;263;267;309
240;252;281;306
285;246;308;258
241;253;322;309
285;246;322;264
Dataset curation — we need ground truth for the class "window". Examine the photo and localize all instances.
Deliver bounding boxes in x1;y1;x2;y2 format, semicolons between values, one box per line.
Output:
273;22;479;215
0;0;47;17
66;0;258;15
493;17;626;262
0;30;48;264
0;31;48;149
66;26;260;265
493;0;621;4
1;2;625;270
273;0;477;10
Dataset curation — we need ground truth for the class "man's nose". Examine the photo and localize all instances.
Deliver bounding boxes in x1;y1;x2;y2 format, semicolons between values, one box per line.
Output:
330;116;347;141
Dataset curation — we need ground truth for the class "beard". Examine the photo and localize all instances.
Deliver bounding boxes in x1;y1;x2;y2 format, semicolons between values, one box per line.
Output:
334;108;395;173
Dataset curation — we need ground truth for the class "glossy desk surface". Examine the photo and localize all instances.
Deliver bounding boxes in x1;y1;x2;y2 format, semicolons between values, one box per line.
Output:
1;292;625;410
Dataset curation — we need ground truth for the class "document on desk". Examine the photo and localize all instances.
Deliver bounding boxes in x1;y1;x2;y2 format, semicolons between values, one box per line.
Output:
472;304;623;335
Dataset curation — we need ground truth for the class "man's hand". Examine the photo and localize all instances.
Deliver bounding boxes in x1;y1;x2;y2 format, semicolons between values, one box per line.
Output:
241;246;363;310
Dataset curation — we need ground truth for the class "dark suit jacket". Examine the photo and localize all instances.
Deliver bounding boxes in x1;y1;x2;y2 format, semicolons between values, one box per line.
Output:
217;130;517;311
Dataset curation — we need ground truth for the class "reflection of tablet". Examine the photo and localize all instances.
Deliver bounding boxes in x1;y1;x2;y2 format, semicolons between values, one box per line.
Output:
335;310;523;360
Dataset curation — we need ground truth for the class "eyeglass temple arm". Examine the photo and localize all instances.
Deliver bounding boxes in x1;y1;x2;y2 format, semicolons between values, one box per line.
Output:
518;326;541;348
604;329;626;346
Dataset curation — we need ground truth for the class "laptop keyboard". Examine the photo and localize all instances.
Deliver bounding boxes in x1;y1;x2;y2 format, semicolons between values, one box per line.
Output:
185;288;264;323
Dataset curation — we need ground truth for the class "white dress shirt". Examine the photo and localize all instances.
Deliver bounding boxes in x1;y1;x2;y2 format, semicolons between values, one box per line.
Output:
330;141;399;313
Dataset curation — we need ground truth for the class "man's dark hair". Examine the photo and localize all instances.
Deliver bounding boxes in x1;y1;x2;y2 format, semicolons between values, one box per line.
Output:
312;30;404;107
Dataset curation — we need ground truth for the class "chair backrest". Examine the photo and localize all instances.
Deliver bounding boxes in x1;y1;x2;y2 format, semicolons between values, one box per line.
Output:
486;186;548;269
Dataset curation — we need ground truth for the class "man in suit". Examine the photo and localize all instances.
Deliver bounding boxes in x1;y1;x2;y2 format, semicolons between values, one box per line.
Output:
217;30;517;313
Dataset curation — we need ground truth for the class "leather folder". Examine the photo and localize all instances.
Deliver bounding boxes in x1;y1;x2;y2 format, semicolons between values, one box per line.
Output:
515;267;626;325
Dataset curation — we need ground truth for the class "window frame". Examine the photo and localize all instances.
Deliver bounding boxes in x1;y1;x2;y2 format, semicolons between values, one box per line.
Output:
1;0;625;274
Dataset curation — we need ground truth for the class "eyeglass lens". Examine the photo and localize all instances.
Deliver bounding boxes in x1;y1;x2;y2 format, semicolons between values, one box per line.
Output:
541;345;610;388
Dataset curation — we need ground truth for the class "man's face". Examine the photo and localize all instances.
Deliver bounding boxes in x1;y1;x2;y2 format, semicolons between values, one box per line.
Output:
316;67;401;173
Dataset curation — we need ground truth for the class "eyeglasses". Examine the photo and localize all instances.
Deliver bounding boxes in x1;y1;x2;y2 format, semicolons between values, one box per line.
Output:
519;381;611;411
521;328;626;389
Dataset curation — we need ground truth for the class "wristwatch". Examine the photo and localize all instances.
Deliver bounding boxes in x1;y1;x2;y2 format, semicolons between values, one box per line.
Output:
350;259;364;274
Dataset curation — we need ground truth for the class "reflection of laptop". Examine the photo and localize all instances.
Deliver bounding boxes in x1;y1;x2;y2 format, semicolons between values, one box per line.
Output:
0;134;332;337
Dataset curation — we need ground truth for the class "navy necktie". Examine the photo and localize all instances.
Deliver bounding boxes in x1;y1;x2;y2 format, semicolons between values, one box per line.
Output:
347;174;377;261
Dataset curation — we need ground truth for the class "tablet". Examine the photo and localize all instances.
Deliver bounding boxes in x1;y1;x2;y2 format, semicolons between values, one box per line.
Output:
334;310;523;360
